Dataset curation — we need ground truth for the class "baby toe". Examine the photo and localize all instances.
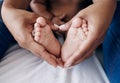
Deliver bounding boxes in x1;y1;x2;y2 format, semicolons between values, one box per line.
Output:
34;36;40;42
34;23;40;27
36;17;46;27
71;18;82;28
82;19;88;28
35;27;41;32
82;27;88;32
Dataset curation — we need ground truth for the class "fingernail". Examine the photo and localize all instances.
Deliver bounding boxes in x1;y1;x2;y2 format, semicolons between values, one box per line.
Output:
64;63;71;68
53;63;57;68
64;66;74;69
59;24;66;29
54;24;59;28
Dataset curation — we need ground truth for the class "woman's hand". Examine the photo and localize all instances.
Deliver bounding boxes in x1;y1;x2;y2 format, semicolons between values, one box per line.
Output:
2;6;60;67
59;1;116;67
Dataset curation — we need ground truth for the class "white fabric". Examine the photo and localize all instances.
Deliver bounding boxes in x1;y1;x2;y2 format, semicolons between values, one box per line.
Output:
0;45;109;83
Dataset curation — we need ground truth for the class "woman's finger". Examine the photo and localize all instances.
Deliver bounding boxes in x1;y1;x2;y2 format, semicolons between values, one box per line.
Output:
64;34;97;68
73;52;93;66
29;40;58;67
59;21;72;31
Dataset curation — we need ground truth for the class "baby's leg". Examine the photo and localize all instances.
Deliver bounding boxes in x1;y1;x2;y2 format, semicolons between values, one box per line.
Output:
61;18;89;62
33;17;61;57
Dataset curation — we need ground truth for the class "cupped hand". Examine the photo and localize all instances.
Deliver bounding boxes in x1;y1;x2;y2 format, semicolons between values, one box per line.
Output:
2;9;62;67
59;3;116;67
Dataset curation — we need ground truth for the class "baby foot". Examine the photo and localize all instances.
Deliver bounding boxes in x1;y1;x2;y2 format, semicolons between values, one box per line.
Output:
33;17;61;57
61;18;89;62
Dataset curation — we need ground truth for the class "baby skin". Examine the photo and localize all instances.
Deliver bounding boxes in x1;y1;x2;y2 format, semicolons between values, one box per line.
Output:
33;17;61;57
61;18;89;62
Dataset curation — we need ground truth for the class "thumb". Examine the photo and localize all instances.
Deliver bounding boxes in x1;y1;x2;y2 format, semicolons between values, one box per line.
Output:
28;13;39;24
59;21;72;31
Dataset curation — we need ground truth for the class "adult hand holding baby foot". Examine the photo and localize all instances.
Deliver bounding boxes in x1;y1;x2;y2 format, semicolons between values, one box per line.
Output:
33;17;64;67
61;18;89;64
59;1;116;68
2;6;61;67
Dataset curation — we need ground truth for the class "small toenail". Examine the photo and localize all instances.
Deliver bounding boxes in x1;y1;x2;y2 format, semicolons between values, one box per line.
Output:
34;23;40;27
35;36;40;41
37;17;46;26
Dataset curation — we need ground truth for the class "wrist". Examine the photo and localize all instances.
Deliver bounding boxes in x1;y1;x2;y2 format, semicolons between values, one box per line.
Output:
2;4;15;24
93;0;116;10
